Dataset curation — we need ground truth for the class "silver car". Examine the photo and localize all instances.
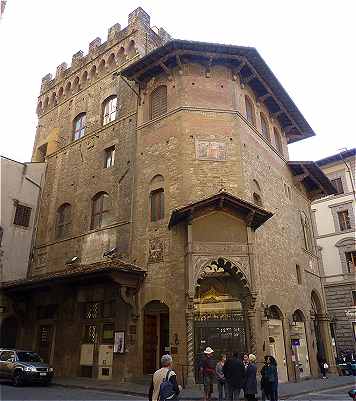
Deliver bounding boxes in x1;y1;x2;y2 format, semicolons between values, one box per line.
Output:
0;349;54;386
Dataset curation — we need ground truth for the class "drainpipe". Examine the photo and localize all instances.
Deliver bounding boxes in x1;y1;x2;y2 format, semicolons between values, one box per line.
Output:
25;163;47;278
338;148;356;201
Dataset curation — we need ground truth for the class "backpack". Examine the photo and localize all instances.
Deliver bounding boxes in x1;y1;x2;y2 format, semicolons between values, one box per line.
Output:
159;369;176;401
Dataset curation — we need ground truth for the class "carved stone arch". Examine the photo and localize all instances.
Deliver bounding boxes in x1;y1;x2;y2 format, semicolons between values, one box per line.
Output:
194;256;250;291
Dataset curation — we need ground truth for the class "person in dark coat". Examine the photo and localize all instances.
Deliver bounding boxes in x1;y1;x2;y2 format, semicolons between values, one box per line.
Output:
222;352;246;401
260;355;278;401
244;354;257;400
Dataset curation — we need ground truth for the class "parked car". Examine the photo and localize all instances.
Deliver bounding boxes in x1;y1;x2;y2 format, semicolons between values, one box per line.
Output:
348;388;356;400
337;360;356;376
0;349;54;386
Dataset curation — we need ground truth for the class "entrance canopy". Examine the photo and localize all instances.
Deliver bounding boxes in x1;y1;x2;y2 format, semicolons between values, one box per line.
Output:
168;191;273;231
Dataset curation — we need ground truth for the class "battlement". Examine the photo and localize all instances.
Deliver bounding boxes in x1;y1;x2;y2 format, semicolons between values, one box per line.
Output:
38;7;171;104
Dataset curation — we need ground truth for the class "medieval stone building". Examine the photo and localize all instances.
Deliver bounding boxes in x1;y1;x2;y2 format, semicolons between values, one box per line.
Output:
1;8;337;383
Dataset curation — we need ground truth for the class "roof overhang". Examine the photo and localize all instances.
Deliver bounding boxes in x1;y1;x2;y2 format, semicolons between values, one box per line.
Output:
1;259;146;293
168;191;273;231
316;148;356;167
288;161;337;199
121;39;315;144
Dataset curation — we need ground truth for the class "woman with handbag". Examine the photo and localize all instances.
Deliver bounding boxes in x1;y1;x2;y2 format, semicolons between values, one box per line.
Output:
215;354;226;401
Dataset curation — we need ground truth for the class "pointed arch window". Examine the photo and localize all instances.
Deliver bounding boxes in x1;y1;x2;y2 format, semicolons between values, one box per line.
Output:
245;95;256;126
260;113;270;140
273;127;283;155
73;113;86;141
102;96;118;125
56;203;72;239
91;192;111;229
252;179;263;207
301;211;313;252
150;86;167;120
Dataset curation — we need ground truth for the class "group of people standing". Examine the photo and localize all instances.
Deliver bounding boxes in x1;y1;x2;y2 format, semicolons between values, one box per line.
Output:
200;347;279;401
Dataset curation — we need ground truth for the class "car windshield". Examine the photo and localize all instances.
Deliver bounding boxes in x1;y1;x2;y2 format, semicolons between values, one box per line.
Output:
17;352;42;363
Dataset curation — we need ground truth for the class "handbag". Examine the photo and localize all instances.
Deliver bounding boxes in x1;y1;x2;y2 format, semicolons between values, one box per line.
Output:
323;363;329;370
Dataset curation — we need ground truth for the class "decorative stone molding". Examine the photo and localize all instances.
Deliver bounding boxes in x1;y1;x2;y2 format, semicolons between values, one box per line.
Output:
191;242;249;255
148;238;164;264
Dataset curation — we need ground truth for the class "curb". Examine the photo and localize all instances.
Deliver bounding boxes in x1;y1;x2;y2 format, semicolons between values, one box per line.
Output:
53;380;355;400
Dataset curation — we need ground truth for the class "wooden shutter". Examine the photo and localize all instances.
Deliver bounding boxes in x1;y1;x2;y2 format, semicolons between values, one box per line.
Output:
150;86;167;119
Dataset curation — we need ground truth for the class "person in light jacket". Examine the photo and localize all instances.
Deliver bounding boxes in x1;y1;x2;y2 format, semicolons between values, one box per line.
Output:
215;354;226;401
244;354;257;400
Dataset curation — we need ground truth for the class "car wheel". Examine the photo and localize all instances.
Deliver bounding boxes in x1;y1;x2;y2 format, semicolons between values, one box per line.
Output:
13;371;24;387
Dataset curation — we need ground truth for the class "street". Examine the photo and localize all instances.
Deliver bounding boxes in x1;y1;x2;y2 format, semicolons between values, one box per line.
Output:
288;384;352;400
0;382;144;401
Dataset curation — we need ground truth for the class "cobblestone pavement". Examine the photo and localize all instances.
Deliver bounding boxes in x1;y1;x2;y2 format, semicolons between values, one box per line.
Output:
288;384;352;400
0;382;144;401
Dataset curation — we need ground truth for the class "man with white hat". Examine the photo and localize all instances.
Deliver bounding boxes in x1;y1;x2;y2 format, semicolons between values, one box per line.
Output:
200;347;216;401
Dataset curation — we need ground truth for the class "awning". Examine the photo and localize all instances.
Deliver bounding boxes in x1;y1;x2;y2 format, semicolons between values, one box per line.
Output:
168;191;273;231
1;259;146;293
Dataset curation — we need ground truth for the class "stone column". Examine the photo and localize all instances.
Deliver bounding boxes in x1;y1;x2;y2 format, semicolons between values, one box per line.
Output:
247;308;257;356
185;297;195;384
319;314;337;373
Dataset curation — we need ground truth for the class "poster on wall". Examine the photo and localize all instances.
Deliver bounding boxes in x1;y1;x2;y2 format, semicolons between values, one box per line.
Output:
114;331;125;353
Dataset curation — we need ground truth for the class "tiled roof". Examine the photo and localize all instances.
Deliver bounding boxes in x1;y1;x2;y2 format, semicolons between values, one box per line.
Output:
1;259;145;290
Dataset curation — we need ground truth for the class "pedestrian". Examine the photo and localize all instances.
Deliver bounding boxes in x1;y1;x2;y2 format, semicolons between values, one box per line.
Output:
200;347;216;401
148;354;181;401
216;354;226;401
317;352;328;379
223;351;246;401
242;353;250;371
260;355;278;401
244;354;257;400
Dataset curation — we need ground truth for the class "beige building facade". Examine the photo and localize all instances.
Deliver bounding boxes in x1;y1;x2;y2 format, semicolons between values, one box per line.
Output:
312;149;356;356
1;8;337;383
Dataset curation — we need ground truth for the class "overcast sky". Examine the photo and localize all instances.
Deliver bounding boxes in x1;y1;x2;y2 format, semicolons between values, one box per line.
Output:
0;0;354;163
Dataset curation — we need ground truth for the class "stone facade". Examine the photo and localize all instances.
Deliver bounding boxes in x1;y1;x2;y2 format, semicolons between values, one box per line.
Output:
1;8;337;383
312;149;356;357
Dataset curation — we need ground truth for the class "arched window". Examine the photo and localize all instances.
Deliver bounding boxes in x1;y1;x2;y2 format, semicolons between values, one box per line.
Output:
56;203;72;239
260;113;270;140
90;65;97;80
98;59;106;74
82;71;88;85
245;95;256;126
65;81;71;96
0;226;3;247
102;96;117;125
58;87;64;98
273;127;283;154
51;92;57;107
150;86;167;120
44;97;49;109
37;101;43;114
301;211;313;252
73;113;86;141
150;175;165;222
91;192;111;229
107;53;116;69
117;47;125;65
73;76;80;92
252;179;263;207
127;40;136;58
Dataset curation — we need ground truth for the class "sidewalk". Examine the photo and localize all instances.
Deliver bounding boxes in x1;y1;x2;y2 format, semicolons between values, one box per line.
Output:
53;374;355;399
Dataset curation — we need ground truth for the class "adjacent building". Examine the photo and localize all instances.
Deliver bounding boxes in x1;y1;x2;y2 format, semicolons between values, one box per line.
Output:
1;8;337;383
312;149;356;357
0;156;45;344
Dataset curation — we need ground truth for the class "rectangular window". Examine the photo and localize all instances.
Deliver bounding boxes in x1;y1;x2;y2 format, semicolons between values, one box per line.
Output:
337;210;351;231
103;301;114;318
346;251;356;273
296;265;302;284
83;302;100;319
37;304;58;320
104;146;115;168
84;325;97;343
331;178;344;195
150;189;164;222
13;204;32;227
352;291;356;307
102;323;114;342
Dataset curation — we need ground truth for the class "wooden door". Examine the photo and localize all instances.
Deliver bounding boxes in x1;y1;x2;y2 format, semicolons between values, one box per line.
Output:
38;325;53;363
143;315;157;374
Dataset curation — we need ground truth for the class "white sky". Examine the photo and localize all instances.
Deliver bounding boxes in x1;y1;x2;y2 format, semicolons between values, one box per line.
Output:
0;0;355;163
